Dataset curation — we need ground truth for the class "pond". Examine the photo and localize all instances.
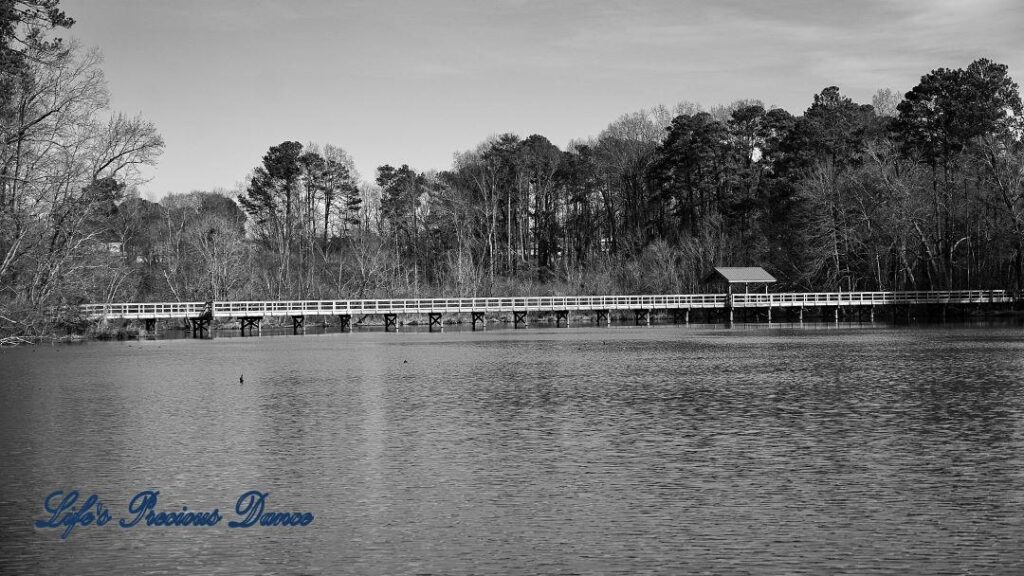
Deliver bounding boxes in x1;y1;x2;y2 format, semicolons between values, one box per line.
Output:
1;324;1022;574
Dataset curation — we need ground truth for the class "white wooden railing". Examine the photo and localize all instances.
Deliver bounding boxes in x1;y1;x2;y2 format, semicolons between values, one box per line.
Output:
732;290;1008;307
212;294;728;318
75;290;1014;320
77;301;209;319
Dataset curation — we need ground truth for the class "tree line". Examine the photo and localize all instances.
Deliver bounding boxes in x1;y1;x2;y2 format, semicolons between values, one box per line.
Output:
3;1;1023;337
231;59;1023;304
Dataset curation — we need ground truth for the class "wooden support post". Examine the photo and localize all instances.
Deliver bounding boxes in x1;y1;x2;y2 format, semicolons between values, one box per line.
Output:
555;311;569;327
798;307;804;324
428;312;443;332
338;314;351;332
384;314;398;332
767;307;772;324
471;311;485;331
513;311;528;329
240;317;261;337
595;310;609;326
144;318;156;333
190;317;210;339
684;308;690;325
834;306;839;324
292;315;305;335
634;309;650;326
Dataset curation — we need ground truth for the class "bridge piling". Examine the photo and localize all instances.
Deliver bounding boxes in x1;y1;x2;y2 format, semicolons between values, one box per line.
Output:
595;310;609;326
384;314;398;332
471;312;485;331
513;311;528;329
292;315;304;335
190;317;209;339
634;310;650;326
428;312;443;332
555;311;569;327
338;314;351;332
240;317;261;336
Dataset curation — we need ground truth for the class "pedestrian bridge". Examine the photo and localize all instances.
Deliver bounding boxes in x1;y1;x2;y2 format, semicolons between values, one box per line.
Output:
77;290;1014;319
77;290;1016;336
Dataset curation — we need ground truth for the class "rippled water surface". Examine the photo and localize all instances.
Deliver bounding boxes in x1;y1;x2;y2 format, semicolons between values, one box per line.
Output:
2;325;1023;575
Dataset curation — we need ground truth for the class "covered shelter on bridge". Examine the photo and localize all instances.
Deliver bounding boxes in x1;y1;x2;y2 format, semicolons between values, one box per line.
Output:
704;267;777;296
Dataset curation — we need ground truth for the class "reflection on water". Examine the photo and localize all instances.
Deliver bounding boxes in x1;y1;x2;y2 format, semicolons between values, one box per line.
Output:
2;325;1023;574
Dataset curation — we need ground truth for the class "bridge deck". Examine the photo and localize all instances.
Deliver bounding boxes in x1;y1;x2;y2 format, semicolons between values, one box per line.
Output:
77;290;1014;320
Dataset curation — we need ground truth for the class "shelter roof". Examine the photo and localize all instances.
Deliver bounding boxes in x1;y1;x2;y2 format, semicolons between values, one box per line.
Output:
704;267;777;284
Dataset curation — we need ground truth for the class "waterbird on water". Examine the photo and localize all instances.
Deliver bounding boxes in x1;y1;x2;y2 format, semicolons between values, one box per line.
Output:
239;374;244;385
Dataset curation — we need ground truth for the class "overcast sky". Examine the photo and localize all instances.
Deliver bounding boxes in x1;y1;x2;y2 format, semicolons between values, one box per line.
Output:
61;0;1024;199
